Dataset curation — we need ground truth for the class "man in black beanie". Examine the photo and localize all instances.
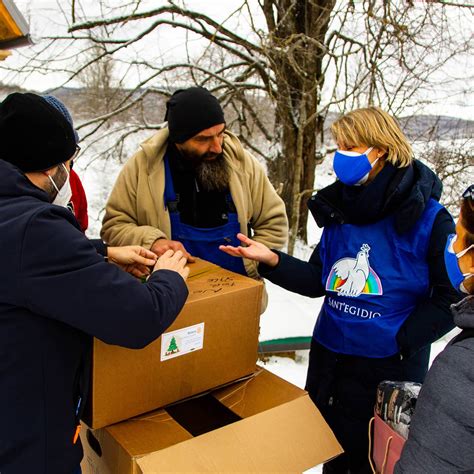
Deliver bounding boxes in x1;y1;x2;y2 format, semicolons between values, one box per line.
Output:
102;86;288;290
0;92;190;474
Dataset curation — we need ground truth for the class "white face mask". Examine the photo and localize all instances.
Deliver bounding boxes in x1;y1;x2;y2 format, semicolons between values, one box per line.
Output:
48;163;72;208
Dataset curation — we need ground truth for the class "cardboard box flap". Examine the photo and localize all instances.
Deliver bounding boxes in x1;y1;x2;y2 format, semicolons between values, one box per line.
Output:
136;396;343;473
106;410;193;457
213;367;307;418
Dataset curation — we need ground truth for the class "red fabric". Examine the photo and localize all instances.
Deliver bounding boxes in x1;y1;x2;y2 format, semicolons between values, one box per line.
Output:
69;168;89;232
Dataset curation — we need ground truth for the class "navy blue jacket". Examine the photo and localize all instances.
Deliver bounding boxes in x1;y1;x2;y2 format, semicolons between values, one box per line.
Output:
0;160;188;474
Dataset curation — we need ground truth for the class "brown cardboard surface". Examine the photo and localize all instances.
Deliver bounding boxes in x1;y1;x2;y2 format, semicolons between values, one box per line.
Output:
81;411;194;474
81;427;135;474
107;410;193;456
214;366;306;417
137;396;341;473
84;259;262;428
80;369;343;474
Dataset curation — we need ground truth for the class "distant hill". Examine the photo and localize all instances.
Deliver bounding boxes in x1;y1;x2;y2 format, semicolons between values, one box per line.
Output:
398;115;473;141
1;85;472;141
324;111;473;141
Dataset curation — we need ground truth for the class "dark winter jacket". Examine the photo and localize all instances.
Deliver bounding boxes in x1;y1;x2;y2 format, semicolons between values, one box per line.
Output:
260;160;459;361
0;159;188;474
395;296;474;473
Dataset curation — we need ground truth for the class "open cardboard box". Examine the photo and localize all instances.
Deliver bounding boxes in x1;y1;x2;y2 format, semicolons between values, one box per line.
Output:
83;259;263;429
81;368;343;473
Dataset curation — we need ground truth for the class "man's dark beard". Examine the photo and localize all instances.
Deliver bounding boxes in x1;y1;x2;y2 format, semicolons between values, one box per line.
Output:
195;154;230;192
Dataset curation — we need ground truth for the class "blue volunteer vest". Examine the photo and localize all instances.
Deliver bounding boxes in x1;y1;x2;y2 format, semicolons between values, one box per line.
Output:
164;155;247;275
314;198;443;358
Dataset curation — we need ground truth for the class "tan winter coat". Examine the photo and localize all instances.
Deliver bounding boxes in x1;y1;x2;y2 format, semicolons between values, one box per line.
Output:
101;128;288;281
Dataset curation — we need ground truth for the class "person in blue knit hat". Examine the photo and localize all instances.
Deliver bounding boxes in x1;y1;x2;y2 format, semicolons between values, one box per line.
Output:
42;95;89;231
42;95;80;143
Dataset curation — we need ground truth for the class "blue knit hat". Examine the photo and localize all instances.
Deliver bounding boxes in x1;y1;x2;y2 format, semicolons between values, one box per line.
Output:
42;95;80;143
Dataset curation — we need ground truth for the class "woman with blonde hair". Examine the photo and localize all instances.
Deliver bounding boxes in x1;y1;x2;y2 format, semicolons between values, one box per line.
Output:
220;106;459;473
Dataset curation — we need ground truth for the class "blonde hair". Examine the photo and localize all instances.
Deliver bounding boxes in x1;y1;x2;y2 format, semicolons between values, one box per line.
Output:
330;107;413;167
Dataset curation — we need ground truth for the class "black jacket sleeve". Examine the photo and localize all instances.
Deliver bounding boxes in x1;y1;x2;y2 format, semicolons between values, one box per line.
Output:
20;207;188;349
396;208;461;358
258;244;326;298
89;238;107;256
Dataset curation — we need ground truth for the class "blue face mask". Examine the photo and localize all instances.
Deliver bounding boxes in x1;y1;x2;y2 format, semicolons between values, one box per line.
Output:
333;147;378;186
444;234;474;294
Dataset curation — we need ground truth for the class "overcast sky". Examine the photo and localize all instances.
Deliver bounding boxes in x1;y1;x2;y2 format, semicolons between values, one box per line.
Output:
3;0;473;120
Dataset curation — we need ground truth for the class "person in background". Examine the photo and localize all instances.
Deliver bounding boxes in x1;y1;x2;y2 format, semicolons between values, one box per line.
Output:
101;86;287;282
0;92;190;474
220;106;460;473
42;95;89;232
395;184;474;473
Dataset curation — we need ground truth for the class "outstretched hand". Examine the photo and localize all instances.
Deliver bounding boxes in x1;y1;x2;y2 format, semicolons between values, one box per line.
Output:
107;245;158;278
153;249;190;281
219;233;279;267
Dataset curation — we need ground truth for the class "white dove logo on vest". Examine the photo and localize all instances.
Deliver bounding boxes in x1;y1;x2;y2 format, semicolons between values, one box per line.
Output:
325;243;383;297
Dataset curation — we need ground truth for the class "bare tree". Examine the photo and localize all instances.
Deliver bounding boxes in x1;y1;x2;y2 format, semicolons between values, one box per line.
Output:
421;120;473;215
76;40;118;117
2;0;471;253
431;140;474;214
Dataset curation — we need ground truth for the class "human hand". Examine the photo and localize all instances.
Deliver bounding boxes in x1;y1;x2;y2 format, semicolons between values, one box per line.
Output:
153;249;190;281
219;233;279;267
151;238;195;263
107;245;157;278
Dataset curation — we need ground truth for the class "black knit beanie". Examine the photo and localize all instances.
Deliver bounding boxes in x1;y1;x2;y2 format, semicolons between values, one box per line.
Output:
0;92;77;172
165;87;225;143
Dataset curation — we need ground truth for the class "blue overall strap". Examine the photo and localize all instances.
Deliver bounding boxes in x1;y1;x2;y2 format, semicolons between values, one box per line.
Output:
163;159;247;275
163;154;177;207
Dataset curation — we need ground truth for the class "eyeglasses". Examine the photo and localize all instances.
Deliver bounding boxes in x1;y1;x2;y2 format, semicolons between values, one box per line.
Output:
462;185;474;201
70;145;81;169
462;185;473;200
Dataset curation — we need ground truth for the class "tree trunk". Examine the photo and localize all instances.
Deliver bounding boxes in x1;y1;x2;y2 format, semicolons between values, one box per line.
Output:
265;0;335;253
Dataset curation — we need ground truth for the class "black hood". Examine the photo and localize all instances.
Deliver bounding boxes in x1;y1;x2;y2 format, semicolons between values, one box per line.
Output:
0;158;50;203
308;159;443;234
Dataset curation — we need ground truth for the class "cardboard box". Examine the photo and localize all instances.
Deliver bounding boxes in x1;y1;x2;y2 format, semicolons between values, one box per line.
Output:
83;259;263;429
81;368;343;473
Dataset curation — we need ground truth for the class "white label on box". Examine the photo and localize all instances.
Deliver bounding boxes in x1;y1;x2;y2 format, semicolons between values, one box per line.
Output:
160;323;205;361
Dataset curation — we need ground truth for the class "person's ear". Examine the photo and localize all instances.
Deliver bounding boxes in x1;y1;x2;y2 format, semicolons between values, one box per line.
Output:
42;165;58;178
